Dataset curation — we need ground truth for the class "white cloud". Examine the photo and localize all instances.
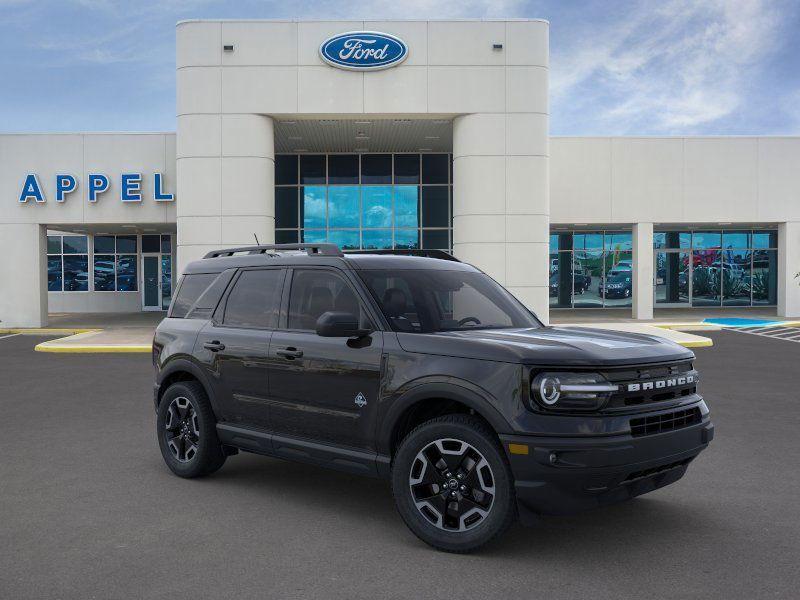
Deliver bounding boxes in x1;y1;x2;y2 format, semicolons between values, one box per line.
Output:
551;0;791;133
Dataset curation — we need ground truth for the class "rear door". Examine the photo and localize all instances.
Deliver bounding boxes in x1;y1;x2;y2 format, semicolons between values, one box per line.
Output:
267;267;384;452
197;267;285;428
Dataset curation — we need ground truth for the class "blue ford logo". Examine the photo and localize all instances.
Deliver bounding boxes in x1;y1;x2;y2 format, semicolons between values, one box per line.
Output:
319;31;408;71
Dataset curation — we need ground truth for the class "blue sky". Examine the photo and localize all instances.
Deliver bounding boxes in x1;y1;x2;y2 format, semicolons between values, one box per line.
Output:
1;0;798;135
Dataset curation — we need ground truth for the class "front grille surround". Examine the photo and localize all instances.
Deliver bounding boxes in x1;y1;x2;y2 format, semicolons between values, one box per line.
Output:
600;361;699;410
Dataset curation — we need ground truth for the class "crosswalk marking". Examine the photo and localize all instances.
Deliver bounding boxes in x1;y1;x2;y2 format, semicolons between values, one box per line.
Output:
728;325;800;344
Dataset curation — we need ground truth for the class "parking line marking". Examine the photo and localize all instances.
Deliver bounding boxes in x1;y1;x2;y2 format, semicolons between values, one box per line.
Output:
728;326;800;344
0;333;21;341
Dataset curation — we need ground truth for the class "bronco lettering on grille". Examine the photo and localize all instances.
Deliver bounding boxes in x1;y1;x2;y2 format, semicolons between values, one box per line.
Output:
627;374;695;393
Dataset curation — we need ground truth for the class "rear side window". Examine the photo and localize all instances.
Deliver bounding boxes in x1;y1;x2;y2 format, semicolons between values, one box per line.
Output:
171;273;218;318
223;269;283;329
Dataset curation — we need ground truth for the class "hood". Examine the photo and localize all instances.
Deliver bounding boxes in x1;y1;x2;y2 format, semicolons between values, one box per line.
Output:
396;326;693;367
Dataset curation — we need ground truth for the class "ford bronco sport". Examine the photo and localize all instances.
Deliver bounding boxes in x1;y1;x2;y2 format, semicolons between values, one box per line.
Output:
152;243;713;553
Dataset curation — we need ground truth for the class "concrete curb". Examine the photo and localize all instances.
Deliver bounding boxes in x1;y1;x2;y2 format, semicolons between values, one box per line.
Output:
34;343;151;353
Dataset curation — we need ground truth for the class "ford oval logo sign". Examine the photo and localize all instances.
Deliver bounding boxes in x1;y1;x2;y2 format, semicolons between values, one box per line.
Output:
319;31;408;71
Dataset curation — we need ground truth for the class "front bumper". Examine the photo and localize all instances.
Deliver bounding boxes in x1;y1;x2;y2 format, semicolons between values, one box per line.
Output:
500;415;713;518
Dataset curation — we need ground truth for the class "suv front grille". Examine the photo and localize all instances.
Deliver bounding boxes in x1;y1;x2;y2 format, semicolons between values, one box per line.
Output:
629;407;702;437
602;361;698;409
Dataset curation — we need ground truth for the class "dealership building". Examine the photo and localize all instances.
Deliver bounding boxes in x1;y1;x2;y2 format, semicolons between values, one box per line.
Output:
1;18;799;327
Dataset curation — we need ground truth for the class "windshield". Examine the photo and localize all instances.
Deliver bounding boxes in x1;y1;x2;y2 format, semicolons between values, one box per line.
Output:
357;269;541;333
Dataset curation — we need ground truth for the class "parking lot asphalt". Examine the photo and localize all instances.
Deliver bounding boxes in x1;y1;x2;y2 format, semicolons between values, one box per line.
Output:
1;331;799;600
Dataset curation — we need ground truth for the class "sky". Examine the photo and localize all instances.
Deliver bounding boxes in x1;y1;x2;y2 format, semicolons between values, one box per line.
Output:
0;0;798;135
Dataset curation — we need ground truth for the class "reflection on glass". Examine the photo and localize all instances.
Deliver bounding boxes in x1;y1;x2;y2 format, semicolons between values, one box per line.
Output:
395;229;419;249
604;232;632;251
116;235;137;254
327;186;359;228
655;251;690;305
394;186;419;228
721;249;751;306
548;251;572;308
63;255;89;291
603;250;633;307
362;229;393;250
722;231;750;249
303;229;327;243
752;231;777;249
141;234;160;254
362;186;392;228
573;251;603;307
654;231;690;249
162;255;172;309
692;231;721;249
421;186;448;227
47;235;62;254
161;235;172;254
753;249;777;305
94;255;116;291
47;256;62;291
692;250;721;306
63;236;88;254
117;255;137;291
328;230;360;250
94;235;115;254
302;186;326;229
574;233;603;251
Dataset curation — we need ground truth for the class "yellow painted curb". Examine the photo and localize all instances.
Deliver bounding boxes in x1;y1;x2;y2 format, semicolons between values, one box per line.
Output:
678;339;714;348
34;343;151;353
0;328;100;335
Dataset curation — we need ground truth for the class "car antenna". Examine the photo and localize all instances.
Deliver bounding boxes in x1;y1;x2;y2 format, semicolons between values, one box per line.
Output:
253;233;260;245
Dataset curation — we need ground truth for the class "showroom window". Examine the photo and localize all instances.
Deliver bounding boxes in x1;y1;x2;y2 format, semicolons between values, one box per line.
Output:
274;153;453;251
47;235;89;292
549;231;633;309
654;229;777;307
93;235;138;292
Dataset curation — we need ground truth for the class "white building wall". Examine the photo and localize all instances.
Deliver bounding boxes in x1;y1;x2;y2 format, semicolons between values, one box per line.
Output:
551;136;800;318
176;19;551;318
0;133;176;326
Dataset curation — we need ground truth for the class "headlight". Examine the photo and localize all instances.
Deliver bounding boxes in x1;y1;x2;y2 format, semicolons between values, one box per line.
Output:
531;372;618;411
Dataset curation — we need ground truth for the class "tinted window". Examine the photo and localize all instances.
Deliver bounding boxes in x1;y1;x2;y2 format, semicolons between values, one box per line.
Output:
141;234;160;253
421;154;448;184
224;269;283;329
394;154;420;184
287;270;368;331
328;154;359;184
94;235;115;253
275;187;299;229
275;155;298;185
422;186;449;227
171;273;218;318
62;235;88;254
300;155;326;184
361;154;391;184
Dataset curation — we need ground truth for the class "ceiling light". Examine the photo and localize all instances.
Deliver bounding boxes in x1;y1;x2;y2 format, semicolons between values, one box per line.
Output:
293;148;308;152
121;225;137;229
425;136;440;140
355;120;372;125
288;136;302;140
419;147;433;152
280;120;297;125
354;147;369;153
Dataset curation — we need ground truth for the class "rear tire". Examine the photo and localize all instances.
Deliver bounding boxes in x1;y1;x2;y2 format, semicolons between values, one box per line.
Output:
391;414;516;553
156;381;226;478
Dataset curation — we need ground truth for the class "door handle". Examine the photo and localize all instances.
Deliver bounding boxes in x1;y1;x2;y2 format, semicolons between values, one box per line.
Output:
276;347;303;360
203;340;225;352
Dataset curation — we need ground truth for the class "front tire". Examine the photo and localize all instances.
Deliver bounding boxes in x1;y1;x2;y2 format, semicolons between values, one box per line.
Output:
156;381;226;478
391;415;516;553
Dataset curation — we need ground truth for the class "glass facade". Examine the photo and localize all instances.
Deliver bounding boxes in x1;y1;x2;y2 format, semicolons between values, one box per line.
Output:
47;233;174;306
655;229;777;307
47;235;89;292
274;153;453;251
93;235;138;292
549;231;633;309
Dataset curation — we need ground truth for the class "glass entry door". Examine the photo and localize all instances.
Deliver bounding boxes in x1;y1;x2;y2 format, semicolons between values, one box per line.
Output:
142;255;161;311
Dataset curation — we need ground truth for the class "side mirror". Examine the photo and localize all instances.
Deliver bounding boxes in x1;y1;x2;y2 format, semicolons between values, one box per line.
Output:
315;311;371;338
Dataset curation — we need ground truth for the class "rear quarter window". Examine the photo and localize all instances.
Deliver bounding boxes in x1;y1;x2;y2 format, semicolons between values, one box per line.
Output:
170;273;219;318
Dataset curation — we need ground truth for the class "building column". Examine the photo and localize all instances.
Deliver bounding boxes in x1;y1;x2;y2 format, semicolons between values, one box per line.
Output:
0;224;47;327
176;114;275;276
778;222;800;318
632;222;654;320
452;113;550;323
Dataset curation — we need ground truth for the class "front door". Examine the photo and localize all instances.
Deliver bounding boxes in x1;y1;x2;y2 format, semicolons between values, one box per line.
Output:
267;268;384;452
142;255;161;311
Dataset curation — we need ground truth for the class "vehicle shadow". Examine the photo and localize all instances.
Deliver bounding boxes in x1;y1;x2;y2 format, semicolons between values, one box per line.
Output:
191;451;722;557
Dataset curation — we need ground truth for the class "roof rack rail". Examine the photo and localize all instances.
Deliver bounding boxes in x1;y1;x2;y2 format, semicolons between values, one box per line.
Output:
343;249;460;262
203;243;343;259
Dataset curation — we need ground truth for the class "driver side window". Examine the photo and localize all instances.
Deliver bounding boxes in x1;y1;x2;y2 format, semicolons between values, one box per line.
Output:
287;270;370;331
